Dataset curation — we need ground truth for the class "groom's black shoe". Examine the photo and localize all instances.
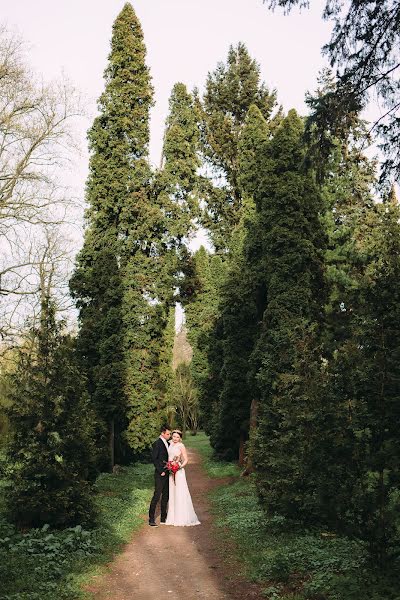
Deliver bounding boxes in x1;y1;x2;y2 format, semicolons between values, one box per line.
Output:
149;521;158;527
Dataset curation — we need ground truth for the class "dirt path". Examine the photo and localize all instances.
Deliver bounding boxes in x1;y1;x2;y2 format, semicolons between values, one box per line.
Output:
85;447;263;600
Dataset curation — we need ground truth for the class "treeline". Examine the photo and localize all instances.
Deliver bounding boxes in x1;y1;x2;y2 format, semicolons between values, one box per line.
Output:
2;2;399;564
184;59;400;562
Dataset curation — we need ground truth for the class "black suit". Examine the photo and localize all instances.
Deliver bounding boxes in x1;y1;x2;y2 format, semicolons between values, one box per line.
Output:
148;437;169;523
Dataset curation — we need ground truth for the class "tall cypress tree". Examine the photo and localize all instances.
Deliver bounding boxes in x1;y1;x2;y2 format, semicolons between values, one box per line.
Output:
292;74;385;528
252;110;327;517
183;49;281;463
70;3;154;468
160;82;200;227
123;80;201;452
180;247;227;432
209;106;270;461
199;42;280;251
145;84;200;423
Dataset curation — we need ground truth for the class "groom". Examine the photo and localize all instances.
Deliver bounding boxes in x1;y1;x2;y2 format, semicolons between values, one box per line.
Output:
148;424;171;527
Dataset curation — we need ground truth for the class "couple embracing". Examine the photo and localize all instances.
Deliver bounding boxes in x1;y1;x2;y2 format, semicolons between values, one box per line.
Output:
148;425;200;527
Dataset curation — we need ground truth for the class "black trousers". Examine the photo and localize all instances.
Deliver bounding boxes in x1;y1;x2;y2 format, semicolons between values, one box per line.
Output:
148;471;169;522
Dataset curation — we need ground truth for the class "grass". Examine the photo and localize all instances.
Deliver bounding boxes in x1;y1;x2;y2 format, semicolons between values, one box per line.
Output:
184;431;240;478
0;462;154;600
208;467;400;600
3;433;399;600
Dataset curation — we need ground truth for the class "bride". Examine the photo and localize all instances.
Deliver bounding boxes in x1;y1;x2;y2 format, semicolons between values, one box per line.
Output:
164;430;200;527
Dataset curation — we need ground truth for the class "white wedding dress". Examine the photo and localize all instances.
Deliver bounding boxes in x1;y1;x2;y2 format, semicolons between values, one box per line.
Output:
165;441;200;527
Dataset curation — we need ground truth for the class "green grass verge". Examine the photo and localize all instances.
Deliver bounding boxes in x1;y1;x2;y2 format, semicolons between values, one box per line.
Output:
0;463;153;600
210;473;400;600
184;431;240;478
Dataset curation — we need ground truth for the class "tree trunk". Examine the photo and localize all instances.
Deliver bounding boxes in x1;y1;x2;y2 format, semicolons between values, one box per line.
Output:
239;434;245;467
241;398;258;476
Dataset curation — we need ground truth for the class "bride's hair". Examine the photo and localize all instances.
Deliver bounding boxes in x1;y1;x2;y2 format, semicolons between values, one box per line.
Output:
171;429;182;438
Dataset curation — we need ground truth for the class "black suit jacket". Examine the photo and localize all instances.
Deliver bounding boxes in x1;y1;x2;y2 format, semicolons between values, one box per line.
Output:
152;437;169;475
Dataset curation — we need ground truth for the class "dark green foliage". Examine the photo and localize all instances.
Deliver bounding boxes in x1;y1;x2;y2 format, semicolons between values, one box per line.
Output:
122;83;200;452
251;109;327;518
94;2;154;452
72;7;201;459
70;3;154;467
209;203;260;460
336;201;400;560
208;106;272;461
161;82;200;225
181;247;227;433
304;83;400;558
70;244;127;471
5;299;97;528
179;47;280;463
198;42;280;250
304;69;365;185
185;432;398;600
123;265;173;452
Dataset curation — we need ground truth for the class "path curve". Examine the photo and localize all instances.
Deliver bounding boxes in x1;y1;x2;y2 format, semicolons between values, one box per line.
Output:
84;447;263;600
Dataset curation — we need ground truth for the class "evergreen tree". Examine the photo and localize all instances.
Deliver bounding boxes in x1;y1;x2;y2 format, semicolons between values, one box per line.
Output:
70;3;154;467
160;82;200;228
180;48;279;460
333;199;400;561
198;42;280;250
251;110;327;518
180;247;227;432
6;299;97;528
210;203;259;462
70;244;126;471
209;106;270;462
123;82;200;453
297;74;387;529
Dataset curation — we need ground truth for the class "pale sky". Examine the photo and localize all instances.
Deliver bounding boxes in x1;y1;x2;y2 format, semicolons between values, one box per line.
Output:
2;0;332;328
2;0;331;185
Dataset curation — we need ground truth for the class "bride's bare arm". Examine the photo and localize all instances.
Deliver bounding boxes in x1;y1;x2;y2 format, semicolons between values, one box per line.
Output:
180;444;188;468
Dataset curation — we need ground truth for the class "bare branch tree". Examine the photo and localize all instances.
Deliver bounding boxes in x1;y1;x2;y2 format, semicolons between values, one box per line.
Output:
0;24;84;344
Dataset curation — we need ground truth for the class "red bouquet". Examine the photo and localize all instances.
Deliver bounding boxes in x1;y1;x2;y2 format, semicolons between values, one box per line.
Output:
164;460;180;484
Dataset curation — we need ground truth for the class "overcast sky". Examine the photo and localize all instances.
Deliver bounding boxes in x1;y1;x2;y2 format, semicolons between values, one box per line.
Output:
3;0;332;179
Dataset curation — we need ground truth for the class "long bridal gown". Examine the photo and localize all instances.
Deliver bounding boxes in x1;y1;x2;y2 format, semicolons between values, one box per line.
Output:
165;441;200;526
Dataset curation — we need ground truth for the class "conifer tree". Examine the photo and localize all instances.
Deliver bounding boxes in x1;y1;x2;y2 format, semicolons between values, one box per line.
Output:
360;200;400;560
181;247;227;432
123;82;200;452
6;299;97;528
209;205;259;461
251;110;327;517
209;106;270;461
160;82;200;227
198;43;280;250
70;3;154;467
331;199;400;560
